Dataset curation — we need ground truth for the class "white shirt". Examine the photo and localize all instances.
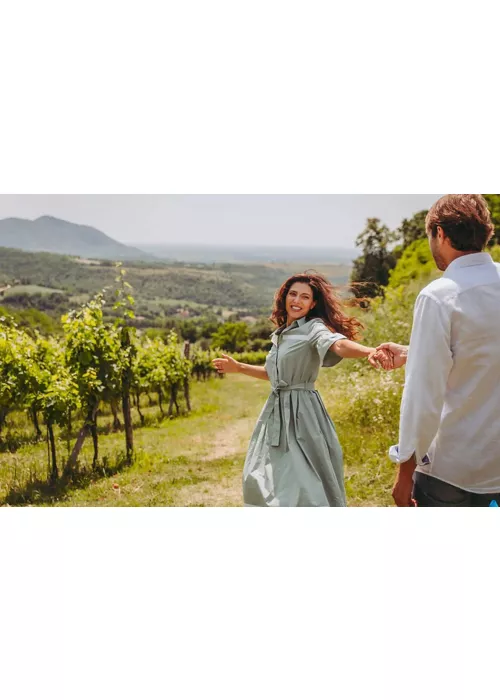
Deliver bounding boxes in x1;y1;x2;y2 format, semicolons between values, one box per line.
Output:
398;252;500;493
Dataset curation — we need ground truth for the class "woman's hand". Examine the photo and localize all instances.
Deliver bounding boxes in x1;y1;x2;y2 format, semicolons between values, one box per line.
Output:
368;347;394;370
369;343;408;371
375;343;408;369
212;354;241;375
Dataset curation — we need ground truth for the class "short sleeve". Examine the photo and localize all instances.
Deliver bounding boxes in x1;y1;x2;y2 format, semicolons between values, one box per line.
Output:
310;321;346;368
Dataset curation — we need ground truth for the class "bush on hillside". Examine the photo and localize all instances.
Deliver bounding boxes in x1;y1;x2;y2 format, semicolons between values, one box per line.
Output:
386;239;436;290
387;240;500;291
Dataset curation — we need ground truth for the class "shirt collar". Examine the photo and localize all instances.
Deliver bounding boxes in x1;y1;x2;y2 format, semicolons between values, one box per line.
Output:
444;252;494;277
271;315;310;341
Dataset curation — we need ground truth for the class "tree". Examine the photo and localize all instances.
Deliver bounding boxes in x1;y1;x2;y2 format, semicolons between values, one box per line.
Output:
35;340;80;483
210;322;249;353
386;238;436;290
0;319;32;436
178;319;199;343
396;210;428;249
351;218;398;297
191;347;217;381
0;318;79;480
161;331;191;416
63;294;122;471
483;194;500;245
112;266;137;465
133;338;163;420
249;319;274;340
198;317;222;339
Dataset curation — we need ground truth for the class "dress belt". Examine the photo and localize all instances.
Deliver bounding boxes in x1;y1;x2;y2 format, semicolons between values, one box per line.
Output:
263;380;316;447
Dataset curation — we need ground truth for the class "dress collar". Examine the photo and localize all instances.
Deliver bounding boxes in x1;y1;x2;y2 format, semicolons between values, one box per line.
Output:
271;315;311;343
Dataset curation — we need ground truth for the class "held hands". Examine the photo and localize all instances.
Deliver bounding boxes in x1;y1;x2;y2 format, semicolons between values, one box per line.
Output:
212;354;241;375
368;342;409;371
367;347;394;371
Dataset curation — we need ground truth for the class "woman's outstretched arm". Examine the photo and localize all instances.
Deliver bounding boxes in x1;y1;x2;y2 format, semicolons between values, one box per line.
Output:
332;339;393;369
213;353;269;380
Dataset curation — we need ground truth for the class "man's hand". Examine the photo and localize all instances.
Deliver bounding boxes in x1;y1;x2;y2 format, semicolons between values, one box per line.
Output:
392;456;417;507
368;347;394;370
376;342;409;370
392;473;415;507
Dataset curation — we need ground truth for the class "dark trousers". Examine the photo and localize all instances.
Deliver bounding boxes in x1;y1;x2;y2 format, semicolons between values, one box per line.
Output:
413;472;500;507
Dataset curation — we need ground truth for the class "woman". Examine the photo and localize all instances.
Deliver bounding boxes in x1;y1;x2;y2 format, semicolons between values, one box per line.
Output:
213;273;390;507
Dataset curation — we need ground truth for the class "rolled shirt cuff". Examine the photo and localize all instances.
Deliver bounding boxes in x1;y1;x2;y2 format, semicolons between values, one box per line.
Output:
389;445;431;466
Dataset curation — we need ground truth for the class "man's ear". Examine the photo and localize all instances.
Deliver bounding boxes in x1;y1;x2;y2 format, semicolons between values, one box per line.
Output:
436;225;446;242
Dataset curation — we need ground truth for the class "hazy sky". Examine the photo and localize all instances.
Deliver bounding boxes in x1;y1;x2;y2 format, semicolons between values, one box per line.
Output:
0;195;444;248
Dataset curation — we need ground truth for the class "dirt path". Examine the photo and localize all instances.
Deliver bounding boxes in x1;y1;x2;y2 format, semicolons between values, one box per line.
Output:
173;415;256;506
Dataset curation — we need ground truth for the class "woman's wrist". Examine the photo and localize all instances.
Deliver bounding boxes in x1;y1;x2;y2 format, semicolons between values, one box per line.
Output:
334;340;375;359
356;345;375;359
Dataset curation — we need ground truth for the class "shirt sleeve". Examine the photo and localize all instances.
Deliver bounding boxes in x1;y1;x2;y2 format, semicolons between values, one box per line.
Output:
310;322;347;368
398;291;453;464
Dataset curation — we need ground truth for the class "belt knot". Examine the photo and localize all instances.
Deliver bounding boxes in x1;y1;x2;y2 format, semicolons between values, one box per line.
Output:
266;381;316;446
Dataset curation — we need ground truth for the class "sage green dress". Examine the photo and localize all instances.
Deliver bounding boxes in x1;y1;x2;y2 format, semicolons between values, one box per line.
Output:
243;316;347;507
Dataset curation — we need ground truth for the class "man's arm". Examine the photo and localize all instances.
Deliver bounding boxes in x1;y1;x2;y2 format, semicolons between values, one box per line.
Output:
392;292;453;506
398;292;453;464
392;454;417;507
372;295;452;504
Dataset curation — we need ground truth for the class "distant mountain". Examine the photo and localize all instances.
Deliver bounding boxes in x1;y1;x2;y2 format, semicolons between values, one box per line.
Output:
138;243;357;264
0;216;153;261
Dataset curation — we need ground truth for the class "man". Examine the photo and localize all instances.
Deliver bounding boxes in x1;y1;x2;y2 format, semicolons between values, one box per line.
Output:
377;194;500;507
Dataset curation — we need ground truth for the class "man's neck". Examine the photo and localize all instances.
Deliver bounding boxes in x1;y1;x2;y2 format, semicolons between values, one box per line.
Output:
444;249;485;270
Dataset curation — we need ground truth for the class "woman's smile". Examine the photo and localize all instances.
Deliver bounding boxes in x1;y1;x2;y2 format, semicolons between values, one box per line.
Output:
286;282;316;322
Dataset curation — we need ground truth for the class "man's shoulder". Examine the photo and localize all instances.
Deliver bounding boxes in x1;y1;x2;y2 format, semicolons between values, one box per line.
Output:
418;276;458;304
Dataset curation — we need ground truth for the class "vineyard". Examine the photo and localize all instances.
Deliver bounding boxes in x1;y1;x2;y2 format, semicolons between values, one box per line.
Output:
0;268;268;503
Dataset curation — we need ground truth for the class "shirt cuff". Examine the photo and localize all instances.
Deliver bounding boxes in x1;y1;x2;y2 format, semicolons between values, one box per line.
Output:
389;444;431;466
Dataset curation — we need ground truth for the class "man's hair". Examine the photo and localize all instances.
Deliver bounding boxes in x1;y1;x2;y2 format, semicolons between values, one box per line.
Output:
426;194;494;252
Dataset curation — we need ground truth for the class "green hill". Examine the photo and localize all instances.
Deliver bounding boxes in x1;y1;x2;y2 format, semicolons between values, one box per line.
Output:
0;247;351;322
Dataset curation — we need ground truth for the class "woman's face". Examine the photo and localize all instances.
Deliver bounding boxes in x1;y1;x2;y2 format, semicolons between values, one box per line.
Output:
286;282;316;323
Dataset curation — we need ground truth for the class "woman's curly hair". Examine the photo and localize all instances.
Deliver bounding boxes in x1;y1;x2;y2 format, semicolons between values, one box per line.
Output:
270;271;364;341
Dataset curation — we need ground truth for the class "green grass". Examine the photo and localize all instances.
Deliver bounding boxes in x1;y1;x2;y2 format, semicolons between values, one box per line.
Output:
318;365;403;507
0;376;269;507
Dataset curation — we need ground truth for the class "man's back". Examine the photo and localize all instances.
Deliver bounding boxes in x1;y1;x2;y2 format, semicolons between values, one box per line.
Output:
400;253;500;492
